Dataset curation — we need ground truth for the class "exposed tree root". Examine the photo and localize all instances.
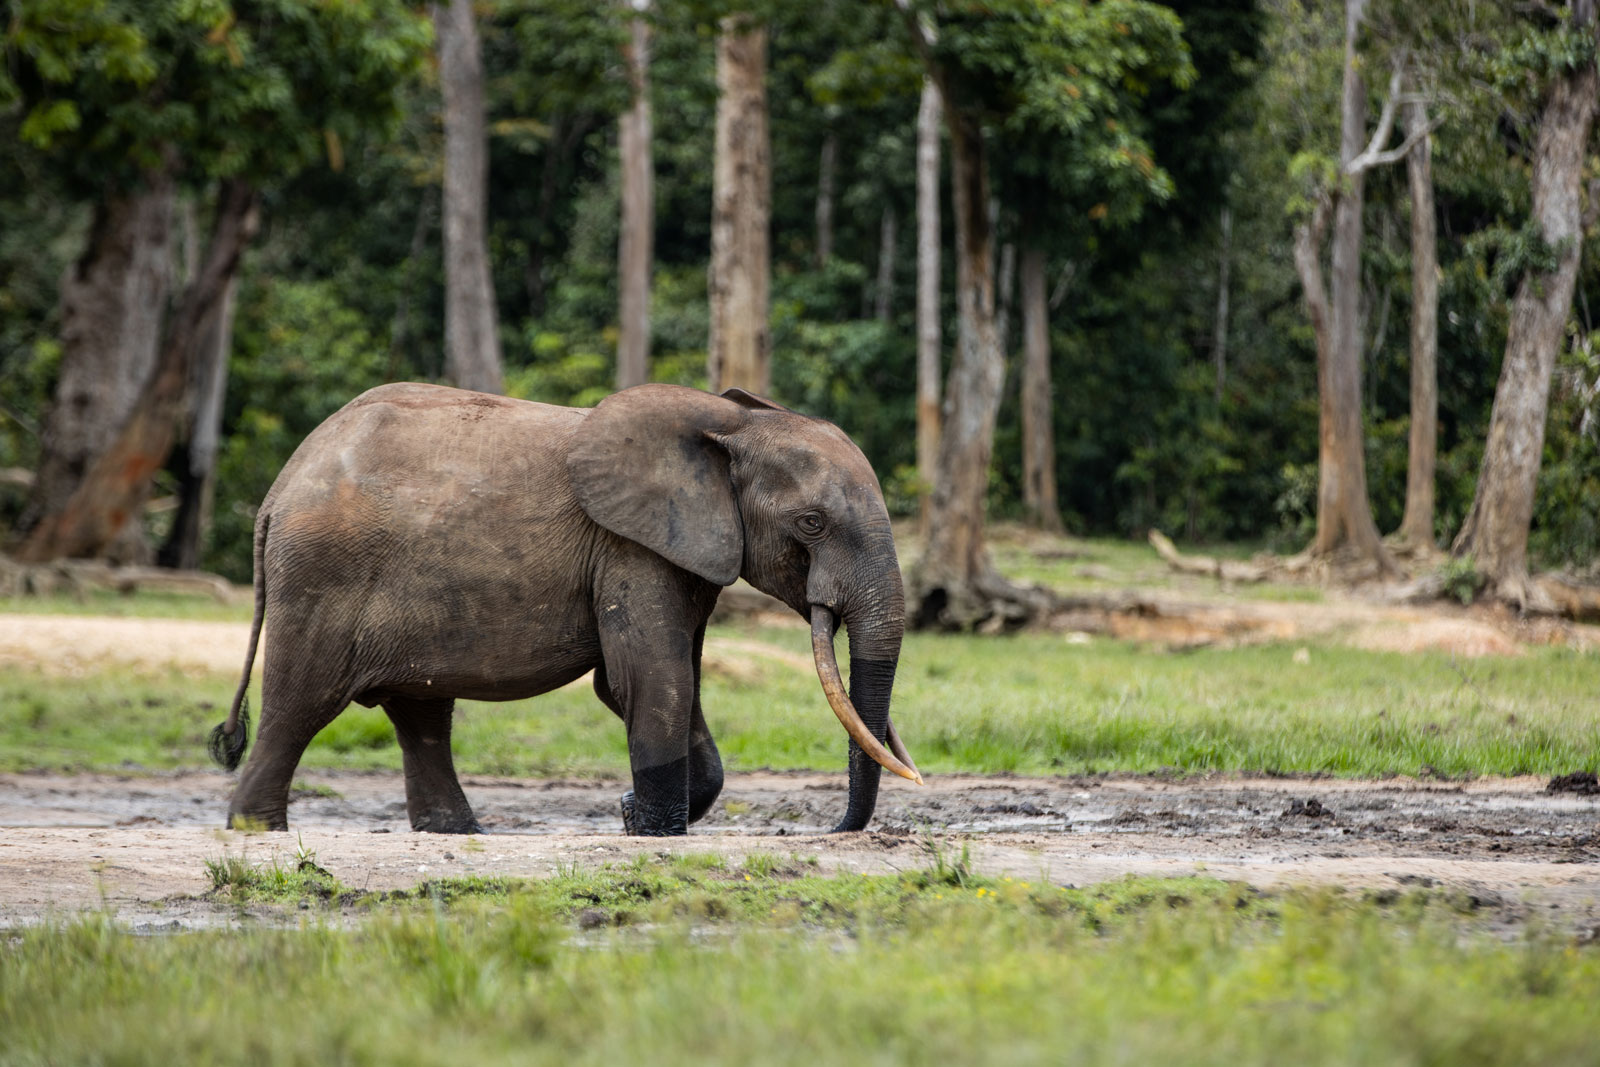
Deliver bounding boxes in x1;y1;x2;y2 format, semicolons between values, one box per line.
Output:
1146;530;1271;583
0;555;235;602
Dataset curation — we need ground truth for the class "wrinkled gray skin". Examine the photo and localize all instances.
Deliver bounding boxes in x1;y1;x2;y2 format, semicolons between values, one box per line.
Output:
213;383;905;836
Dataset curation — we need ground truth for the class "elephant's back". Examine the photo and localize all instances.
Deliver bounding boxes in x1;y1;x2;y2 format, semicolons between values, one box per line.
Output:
263;382;590;565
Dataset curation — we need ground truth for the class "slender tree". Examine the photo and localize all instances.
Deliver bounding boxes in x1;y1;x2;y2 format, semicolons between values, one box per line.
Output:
1395;94;1438;550
914;77;942;535
436;0;503;394
1453;0;1599;605
616;0;654;390
1291;0;1431;569
1019;242;1062;532
896;0;1191;627
815;128;837;267
707;14;771;395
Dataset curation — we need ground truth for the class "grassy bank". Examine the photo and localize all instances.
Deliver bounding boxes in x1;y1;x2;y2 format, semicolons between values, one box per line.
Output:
2;621;1597;779
3;861;1596;1066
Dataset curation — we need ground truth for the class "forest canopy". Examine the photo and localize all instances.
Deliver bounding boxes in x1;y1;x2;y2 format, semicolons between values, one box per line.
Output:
0;0;1596;601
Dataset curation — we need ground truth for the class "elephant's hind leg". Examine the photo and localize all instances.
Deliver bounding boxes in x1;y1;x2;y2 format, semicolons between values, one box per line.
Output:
229;692;346;832
382;696;482;834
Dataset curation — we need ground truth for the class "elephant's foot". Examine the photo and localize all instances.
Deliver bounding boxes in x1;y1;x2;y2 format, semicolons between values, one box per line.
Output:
227;809;289;833
409;805;484;834
620;790;687;837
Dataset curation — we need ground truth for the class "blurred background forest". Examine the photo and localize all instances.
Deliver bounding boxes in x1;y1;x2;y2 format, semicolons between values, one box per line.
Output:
0;0;1596;615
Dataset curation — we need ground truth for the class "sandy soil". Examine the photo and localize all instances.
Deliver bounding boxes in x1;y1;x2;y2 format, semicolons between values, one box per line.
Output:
2;769;1596;933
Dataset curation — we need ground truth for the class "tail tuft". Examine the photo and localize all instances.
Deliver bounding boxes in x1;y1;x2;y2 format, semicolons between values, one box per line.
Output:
208;701;251;771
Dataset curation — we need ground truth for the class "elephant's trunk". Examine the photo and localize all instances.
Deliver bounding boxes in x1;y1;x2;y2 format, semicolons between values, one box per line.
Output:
810;605;918;833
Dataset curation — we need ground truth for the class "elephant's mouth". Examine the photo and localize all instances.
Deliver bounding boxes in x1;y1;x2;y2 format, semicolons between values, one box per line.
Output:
809;605;921;784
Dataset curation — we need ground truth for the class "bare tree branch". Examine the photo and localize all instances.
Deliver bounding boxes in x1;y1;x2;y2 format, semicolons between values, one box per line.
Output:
1347;115;1443;174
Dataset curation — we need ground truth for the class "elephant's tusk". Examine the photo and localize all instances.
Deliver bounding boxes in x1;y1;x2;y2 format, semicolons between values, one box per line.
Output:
810;606;923;785
886;717;920;781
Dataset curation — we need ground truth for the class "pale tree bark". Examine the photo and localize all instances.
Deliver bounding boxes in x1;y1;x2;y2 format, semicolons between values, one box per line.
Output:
18;170;175;547
1453;3;1598;605
616;0;654;391
1313;0;1387;565
915;78;942;536
16;181;259;563
1396;96;1438;549
1213;204;1232;403
158;270;238;570
435;0;502;395
815;129;837;267
874;203;897;322
707;16;771;395
1020;244;1062;533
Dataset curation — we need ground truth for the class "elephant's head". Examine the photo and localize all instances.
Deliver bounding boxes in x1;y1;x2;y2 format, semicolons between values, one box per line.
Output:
567;384;920;831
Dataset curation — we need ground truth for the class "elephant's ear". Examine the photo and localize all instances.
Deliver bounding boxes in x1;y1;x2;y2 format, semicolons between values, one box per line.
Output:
567;384;748;586
720;387;796;414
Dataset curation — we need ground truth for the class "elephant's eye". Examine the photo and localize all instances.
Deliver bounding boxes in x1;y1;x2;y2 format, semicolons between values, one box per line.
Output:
797;512;826;536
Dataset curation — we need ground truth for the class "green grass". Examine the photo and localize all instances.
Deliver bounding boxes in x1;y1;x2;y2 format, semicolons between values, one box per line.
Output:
3;621;1597;779
0;589;252;622
4;861;1597;1066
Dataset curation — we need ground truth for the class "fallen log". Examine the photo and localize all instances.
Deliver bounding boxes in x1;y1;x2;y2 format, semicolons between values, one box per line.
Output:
0;556;236;602
1147;529;1271;583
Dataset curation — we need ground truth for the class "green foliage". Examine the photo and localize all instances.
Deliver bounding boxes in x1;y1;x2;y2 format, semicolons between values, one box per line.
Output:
1438;555;1483;605
3;0;432;191
5;874;1600;1065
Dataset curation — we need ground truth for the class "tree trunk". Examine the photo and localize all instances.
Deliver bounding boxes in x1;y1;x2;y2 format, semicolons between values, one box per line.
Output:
995;240;1016;358
815;129;836;267
1308;0;1388;567
1020;244;1062;533
616;0;654;391
874;203;897;323
915;78;942;536
17;171;175;547
1453;15;1598;605
911;103;1009;628
158;269;238;570
1213;204;1232;404
1396;97;1438;548
707;17;771;395
15;181;259;563
435;0;502;395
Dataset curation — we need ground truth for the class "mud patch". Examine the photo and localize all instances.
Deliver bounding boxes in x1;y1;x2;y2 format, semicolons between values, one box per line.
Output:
2;771;1597;931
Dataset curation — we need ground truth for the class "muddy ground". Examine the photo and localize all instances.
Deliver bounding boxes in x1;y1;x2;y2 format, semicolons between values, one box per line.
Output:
3;769;1597;934
2;607;1597;932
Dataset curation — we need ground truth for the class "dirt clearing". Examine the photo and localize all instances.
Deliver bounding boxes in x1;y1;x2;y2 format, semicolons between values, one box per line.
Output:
2;769;1596;932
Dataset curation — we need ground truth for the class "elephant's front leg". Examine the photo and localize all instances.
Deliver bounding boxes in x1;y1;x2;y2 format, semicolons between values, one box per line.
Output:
597;614;701;837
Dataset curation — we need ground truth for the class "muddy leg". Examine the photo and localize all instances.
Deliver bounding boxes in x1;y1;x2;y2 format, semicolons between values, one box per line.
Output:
596;656;721;829
382;696;481;834
229;693;345;832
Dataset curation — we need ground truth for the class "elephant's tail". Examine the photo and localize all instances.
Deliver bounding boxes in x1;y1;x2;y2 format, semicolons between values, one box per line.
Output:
210;511;269;771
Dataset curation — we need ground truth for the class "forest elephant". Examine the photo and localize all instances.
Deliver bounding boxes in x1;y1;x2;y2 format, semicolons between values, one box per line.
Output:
209;382;921;836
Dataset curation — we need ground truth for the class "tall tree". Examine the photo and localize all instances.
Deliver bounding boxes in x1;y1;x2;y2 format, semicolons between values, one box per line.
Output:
1290;0;1429;570
6;0;430;563
16;172;175;553
1395;93;1438;550
1453;0;1599;605
815;127;837;267
896;0;1191;627
1019;242;1062;532
914;77;942;535
158;262;240;570
707;14;771;394
436;0;503;394
616;0;655;390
